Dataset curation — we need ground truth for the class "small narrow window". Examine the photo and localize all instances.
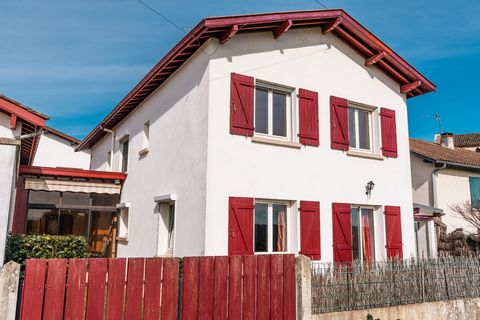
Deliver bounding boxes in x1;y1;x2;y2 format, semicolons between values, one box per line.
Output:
167;204;175;250
254;82;292;140
143;121;150;149
351;206;375;263
254;200;289;253
348;106;373;152
118;207;129;240
121;138;129;172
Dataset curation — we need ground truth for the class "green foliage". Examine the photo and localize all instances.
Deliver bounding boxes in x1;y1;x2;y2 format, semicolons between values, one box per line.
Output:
4;234;87;268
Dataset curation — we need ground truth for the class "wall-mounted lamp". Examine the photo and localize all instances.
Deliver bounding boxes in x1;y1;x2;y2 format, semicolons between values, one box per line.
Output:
365;181;375;196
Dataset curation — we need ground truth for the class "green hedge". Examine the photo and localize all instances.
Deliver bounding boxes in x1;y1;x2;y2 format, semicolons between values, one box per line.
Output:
4;234;87;268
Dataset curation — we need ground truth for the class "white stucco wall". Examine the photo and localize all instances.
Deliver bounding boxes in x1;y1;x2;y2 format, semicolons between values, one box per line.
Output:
411;155;434;207
90;48;211;258
34;132;90;169
436;168;480;234
0;112;21;138
204;29;416;261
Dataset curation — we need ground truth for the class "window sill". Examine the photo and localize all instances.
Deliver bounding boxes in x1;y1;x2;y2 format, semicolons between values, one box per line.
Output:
346;150;385;160
251;136;302;149
116;236;128;243
138;147;149;156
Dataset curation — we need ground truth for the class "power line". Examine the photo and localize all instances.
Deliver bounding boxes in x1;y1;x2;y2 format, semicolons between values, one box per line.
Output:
134;0;188;34
312;0;329;9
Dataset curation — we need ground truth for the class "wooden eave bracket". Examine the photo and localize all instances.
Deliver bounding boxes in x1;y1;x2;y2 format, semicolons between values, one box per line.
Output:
10;114;17;129
273;20;293;39
365;51;387;66
219;25;239;45
322;16;343;34
401;80;422;93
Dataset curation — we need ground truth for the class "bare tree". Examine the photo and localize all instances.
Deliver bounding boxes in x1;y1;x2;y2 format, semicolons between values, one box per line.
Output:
450;201;480;231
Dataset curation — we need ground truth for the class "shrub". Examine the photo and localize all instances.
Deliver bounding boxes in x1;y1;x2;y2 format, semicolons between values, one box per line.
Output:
4;234;87;269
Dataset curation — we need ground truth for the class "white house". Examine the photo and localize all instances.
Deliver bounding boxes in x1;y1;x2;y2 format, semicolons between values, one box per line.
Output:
77;9;436;263
411;133;480;250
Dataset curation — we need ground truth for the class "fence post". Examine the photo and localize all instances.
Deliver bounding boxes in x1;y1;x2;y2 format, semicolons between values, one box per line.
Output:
295;255;312;320
0;261;21;320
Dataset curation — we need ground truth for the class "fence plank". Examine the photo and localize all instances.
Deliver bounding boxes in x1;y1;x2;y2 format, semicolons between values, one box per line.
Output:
271;255;284;320
42;259;68;320
144;258;163;320
125;258;146;320
283;254;296;320
213;256;228;320
228;256;243;320
20;259;47;320
182;257;200;320
161;258;179;320
197;257;215;319
257;255;271;320
106;258;127;320
243;255;257;320
64;259;88;320
86;258;107;320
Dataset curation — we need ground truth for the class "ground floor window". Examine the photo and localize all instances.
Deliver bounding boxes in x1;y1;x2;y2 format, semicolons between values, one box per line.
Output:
167;204;175;251
415;220;432;259
351;206;375;263
254;200;288;253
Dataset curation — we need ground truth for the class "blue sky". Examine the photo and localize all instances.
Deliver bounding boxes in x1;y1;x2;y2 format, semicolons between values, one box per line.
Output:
1;0;479;140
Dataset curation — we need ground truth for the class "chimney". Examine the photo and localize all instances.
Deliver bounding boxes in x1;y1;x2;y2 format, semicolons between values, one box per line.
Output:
440;132;455;149
434;134;441;144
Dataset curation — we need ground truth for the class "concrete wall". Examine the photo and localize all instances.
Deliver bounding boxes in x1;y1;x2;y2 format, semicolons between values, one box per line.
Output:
33;132;90;169
436;168;480;233
90;47;211;258
204;28;415;260
312;298;480;320
0;140;19;264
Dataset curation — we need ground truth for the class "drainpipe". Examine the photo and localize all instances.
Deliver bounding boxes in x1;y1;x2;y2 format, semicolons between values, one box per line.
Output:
101;126;115;171
14;129;44;140
432;163;447;208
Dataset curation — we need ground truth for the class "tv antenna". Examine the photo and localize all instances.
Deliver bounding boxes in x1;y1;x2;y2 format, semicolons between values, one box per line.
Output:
434;113;443;134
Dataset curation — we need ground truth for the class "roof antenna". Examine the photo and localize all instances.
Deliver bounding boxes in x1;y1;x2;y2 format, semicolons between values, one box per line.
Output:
434;112;443;134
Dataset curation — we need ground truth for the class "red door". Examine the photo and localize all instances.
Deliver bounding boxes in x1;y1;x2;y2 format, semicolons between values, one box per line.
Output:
332;203;352;264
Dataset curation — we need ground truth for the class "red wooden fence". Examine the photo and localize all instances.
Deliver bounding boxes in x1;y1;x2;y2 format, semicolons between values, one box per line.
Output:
20;254;295;320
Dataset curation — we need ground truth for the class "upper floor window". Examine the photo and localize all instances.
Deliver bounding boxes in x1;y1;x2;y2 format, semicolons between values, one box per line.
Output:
143;121;150;149
348;106;372;151
254;82;293;140
254;200;288;253
120;138;129;172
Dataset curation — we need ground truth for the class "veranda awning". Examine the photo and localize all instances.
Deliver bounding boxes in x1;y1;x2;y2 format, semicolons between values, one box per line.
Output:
25;178;121;194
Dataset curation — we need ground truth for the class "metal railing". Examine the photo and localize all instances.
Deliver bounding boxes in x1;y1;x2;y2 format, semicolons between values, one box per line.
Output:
311;256;480;314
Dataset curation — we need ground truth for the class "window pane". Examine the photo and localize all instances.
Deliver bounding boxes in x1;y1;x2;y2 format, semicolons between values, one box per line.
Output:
122;140;129;172
273;204;287;252
255;88;268;134
351;207;360;261
59;210;88;236
361;208;375;263
358;110;370;150
254;203;268;252
272;92;287;137
348;108;356;148
26;209;59;235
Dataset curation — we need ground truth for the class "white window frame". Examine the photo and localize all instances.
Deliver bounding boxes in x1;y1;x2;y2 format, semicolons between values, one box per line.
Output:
254;199;291;254
348;102;375;153
254;80;295;142
139;121;150;156
119;136;129;173
351;205;377;263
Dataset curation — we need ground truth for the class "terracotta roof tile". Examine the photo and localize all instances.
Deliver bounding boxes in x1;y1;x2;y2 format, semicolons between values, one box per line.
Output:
454;133;480;148
410;138;480;168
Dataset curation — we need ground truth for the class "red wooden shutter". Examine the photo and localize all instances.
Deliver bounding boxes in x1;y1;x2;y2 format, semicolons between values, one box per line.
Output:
332;203;352;264
380;108;398;158
228;197;254;255
299;201;321;260
298;89;319;146
330;96;349;150
384;205;403;259
230;73;254;136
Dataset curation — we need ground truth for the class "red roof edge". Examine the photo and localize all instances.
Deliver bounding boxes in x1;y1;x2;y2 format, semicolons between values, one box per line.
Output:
19;165;127;181
0;95;47;127
77;9;436;151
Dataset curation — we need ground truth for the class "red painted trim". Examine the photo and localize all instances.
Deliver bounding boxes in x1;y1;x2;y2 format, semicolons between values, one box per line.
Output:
19;165;127;180
322;16;342;34
10;114;17;129
401;80;422;93
273;20;293;39
45;126;81;144
77;9;436;151
0;97;46;127
365;51;387;66
219;25;239;45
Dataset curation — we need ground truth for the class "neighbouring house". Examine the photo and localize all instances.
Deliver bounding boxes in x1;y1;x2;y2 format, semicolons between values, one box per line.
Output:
410;133;480;258
453;132;480;152
0;94;126;261
77;9;435;262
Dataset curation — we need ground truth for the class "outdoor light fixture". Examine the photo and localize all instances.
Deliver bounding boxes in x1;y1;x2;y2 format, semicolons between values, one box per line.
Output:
365;181;375;196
